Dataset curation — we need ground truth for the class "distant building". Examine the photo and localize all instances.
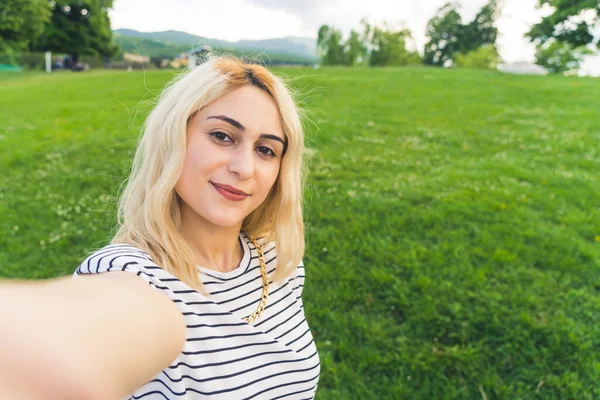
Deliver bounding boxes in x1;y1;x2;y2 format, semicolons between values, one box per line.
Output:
170;53;189;69
123;52;150;65
188;45;213;69
578;55;600;77
498;62;548;75
169;45;212;69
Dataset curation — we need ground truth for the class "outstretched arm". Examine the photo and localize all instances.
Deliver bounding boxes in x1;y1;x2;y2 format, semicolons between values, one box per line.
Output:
0;272;187;400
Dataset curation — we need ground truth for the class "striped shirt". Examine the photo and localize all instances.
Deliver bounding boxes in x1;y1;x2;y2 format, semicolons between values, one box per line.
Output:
72;233;320;399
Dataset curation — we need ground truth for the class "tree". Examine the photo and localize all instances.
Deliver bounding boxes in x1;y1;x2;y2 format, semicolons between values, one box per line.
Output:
344;29;367;66
527;0;599;49
368;23;421;66
423;3;465;66
462;0;500;53
534;39;592;73
0;0;51;60
455;44;501;69
316;24;345;65
424;0;501;67
316;20;421;67
33;0;118;64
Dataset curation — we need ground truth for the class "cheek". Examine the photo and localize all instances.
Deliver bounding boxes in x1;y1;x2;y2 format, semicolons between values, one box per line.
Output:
261;163;281;194
186;142;205;166
182;141;215;176
177;144;209;192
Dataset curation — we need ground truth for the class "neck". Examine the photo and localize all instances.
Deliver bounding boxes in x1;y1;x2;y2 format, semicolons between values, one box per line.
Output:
179;205;244;274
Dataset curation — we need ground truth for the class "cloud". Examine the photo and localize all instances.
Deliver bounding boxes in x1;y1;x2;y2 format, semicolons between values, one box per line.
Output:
110;0;310;41
247;0;329;23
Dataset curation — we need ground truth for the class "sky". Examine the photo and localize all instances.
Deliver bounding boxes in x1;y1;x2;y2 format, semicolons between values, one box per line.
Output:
109;0;600;72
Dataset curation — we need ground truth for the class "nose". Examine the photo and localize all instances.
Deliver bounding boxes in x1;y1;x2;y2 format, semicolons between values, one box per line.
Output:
228;144;254;180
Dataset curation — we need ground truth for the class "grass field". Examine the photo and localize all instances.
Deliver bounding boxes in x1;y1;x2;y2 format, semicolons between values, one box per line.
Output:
1;66;599;399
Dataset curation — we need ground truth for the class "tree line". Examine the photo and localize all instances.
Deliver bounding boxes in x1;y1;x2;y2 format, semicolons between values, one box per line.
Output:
1;0;598;73
317;20;421;67
316;0;599;74
0;0;116;65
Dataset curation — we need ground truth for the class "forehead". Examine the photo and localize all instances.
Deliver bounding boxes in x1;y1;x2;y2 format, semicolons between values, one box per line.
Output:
197;85;283;134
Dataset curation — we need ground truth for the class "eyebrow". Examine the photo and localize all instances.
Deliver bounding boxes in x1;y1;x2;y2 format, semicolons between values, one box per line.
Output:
207;115;287;148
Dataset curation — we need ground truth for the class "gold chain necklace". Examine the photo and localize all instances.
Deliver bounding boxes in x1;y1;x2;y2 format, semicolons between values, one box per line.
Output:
243;237;269;324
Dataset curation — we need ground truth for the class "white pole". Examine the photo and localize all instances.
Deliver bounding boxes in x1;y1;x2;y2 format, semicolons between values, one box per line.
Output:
45;51;51;73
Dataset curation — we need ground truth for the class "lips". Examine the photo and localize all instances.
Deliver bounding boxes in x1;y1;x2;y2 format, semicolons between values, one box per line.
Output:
211;182;250;201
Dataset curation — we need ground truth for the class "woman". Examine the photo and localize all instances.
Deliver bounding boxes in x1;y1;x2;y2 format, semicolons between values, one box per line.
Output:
0;56;320;399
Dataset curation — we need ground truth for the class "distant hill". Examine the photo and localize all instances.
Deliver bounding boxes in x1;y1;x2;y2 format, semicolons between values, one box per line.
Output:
113;29;232;49
112;29;317;64
113;36;193;59
235;37;316;58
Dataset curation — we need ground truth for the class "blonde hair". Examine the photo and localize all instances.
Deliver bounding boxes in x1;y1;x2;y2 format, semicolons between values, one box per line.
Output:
112;56;306;293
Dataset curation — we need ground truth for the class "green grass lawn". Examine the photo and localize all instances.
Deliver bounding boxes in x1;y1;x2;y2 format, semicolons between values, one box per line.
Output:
1;66;599;399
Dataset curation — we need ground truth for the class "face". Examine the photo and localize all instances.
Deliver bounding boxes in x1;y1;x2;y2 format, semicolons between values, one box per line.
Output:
175;84;285;231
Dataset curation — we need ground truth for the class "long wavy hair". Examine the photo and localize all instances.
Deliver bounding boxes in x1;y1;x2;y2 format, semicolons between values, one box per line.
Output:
112;56;306;293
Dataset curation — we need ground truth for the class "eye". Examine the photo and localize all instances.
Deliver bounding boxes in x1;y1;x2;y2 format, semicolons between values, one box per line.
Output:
257;146;276;157
210;131;233;143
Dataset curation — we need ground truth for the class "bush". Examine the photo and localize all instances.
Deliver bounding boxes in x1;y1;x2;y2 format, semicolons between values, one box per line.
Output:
11;52;115;70
16;52;46;69
0;44;20;65
534;40;592;74
454;45;500;70
78;55;109;68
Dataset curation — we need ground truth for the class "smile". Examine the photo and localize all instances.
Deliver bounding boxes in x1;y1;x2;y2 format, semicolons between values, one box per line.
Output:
210;182;250;201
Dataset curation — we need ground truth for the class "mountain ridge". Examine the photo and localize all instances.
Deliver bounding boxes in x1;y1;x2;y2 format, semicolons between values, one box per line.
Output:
113;28;317;59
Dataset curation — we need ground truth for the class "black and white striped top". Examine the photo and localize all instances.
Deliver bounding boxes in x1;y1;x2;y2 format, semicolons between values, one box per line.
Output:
72;233;320;399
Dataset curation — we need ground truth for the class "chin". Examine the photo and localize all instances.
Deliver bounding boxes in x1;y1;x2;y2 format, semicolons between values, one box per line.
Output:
204;212;247;229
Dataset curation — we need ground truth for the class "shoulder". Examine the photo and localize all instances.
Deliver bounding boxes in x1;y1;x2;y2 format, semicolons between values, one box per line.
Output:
249;235;304;287
73;243;159;287
291;259;306;295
